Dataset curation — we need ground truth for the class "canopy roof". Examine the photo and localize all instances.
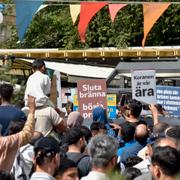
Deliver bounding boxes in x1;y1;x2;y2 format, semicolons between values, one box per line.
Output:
1;46;180;67
23;59;113;78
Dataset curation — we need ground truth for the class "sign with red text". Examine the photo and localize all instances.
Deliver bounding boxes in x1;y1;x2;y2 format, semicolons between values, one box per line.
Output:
77;79;107;119
132;70;156;104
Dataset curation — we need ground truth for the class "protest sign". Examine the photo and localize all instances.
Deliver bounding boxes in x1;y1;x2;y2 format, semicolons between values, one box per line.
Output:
77;79;107;119
157;86;180;116
131;70;156;104
107;94;116;119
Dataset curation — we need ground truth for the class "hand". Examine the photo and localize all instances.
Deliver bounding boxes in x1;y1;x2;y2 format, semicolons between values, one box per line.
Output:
109;123;122;136
28;95;35;114
55;108;66;118
109;123;121;130
149;104;159;125
149;104;158;116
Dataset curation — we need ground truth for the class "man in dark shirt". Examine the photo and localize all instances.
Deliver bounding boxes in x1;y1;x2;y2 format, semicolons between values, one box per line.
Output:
64;128;91;178
0;83;26;135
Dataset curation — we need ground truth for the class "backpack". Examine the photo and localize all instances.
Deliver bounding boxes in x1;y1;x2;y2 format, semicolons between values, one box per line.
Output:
72;153;89;165
67;153;90;178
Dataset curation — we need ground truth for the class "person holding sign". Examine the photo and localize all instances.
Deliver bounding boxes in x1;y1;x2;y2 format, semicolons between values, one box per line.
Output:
121;99;144;127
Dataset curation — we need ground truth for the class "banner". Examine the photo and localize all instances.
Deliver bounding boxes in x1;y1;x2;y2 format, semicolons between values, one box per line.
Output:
157;86;180;116
77;79;107;119
70;4;80;24
78;2;108;43
131;70;156;104
109;4;127;23
15;0;44;41
142;3;171;46
107;94;116;119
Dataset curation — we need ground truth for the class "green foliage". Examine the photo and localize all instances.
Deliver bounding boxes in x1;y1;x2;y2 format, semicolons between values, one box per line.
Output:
0;60;25;105
1;3;180;48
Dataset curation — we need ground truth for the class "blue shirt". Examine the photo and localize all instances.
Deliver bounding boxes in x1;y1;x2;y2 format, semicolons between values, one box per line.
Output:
0;105;26;135
121;141;147;163
117;140;136;156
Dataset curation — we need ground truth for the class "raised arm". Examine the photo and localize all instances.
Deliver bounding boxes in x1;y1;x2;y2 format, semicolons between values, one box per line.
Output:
149;104;159;125
19;96;36;146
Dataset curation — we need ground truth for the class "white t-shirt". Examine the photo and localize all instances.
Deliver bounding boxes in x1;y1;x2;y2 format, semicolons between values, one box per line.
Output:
35;106;63;136
24;71;51;107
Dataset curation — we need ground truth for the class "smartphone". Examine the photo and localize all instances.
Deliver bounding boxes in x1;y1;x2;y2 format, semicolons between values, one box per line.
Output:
120;94;126;107
143;104;150;110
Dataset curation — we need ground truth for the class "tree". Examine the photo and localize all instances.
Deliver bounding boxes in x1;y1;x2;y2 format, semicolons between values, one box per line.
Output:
1;2;180;48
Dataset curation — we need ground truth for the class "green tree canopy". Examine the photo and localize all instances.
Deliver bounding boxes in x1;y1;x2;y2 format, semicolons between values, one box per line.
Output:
1;3;180;49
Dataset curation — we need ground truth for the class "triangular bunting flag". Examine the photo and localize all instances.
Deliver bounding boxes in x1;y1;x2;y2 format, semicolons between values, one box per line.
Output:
109;4;127;23
15;0;44;41
142;3;171;46
0;12;3;24
0;3;6;11
78;2;108;43
36;5;48;14
70;4;80;25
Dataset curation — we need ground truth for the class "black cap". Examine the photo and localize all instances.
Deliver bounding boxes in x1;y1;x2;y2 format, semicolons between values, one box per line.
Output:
34;137;60;154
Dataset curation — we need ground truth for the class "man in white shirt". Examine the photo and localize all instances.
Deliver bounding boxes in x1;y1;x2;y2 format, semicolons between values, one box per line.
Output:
24;59;51;107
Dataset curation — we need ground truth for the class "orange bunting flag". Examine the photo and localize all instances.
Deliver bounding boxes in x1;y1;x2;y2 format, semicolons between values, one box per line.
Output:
109;4;127;23
78;2;108;43
142;3;171;46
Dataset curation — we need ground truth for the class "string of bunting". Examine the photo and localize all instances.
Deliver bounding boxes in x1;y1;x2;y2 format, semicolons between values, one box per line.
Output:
1;1;178;46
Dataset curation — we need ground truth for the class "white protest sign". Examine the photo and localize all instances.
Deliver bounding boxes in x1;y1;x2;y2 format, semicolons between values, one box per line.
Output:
131;70;156;104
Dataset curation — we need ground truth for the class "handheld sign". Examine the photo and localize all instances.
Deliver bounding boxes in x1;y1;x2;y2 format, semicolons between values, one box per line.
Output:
157;86;180;116
131;70;156;104
77;79;107;119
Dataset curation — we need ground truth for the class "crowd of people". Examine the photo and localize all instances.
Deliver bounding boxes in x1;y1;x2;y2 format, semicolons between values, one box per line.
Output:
0;59;180;180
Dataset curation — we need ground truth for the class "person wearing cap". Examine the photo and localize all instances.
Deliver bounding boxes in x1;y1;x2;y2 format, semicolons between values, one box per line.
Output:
0;96;35;172
30;137;60;180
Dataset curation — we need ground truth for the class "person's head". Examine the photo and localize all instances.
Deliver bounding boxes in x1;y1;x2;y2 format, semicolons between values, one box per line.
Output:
92;106;107;124
123;167;142;180
80;126;92;144
32;59;46;73
135;124;149;144
128;99;142;118
56;157;79;180
166;126;180;151
34;137;60;175
121;123;135;143
90;122;100;137
0;170;15;180
67;112;84;129
8;119;25;135
146;137;177;158
66;102;73;115
0;83;13;102
88;135;119;171
150;146;180;180
98;123;107;135
64;128;86;152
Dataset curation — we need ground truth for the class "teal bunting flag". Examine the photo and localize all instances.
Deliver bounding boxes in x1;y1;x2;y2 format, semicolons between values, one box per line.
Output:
14;0;44;41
